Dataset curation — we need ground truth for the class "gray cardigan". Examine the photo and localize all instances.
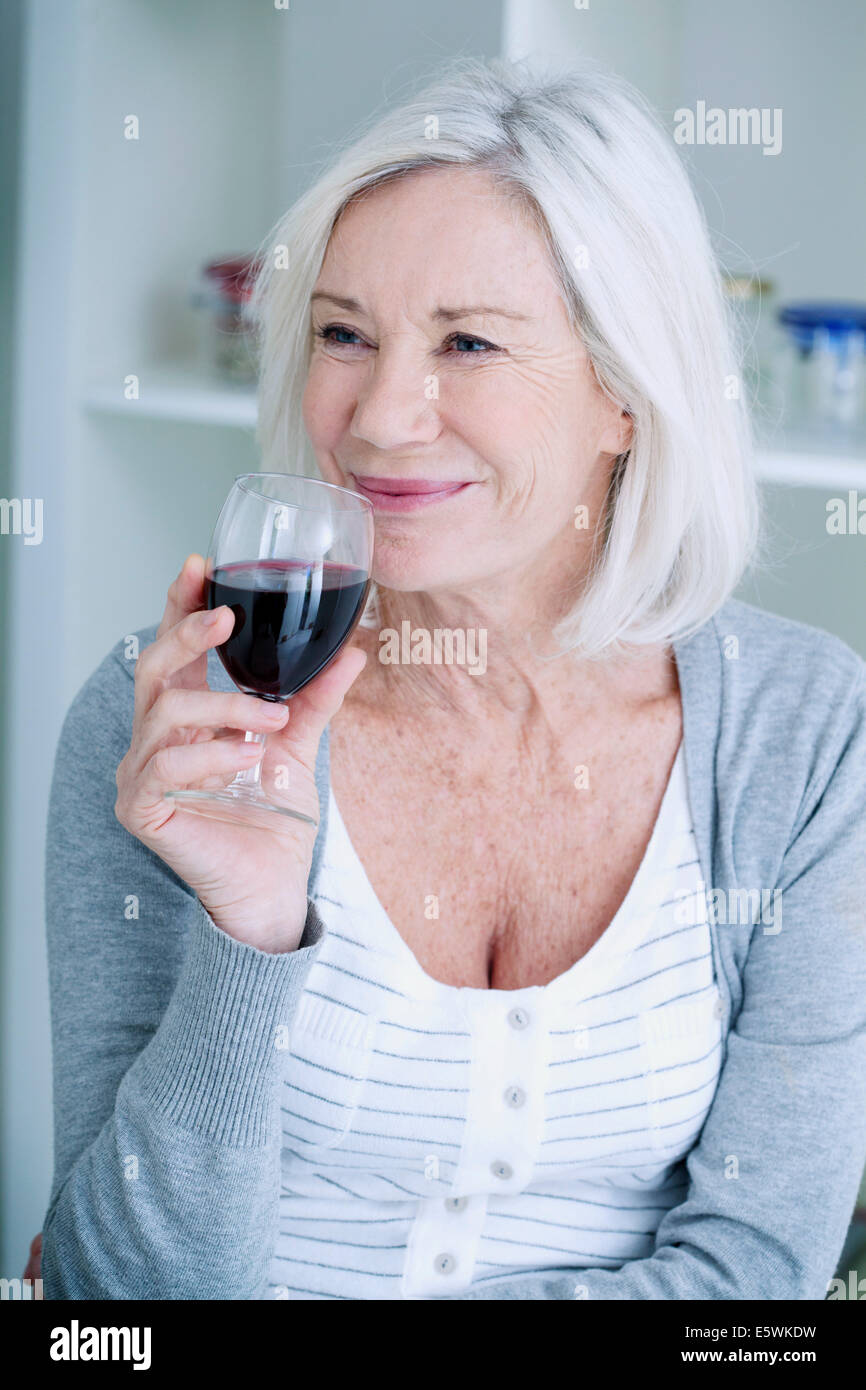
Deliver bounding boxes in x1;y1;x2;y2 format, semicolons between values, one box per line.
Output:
41;597;866;1300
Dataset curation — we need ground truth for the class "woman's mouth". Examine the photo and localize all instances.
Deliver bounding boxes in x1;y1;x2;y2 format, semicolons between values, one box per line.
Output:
348;474;473;513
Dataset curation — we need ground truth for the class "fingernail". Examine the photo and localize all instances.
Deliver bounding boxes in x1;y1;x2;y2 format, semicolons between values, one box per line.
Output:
202;607;222;626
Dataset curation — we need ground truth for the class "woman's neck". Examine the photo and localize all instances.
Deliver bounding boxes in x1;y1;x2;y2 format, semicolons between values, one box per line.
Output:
359;578;676;728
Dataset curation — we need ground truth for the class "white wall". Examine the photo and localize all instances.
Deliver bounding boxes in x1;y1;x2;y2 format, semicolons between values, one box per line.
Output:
0;0;23;1288
503;0;685;120
279;0;503;208
678;0;866;302
3;0;82;1283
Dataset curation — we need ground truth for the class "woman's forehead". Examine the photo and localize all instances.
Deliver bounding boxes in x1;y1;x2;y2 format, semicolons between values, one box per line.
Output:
318;170;559;318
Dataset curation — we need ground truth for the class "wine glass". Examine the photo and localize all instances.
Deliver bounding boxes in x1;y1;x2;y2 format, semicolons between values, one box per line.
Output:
163;472;374;830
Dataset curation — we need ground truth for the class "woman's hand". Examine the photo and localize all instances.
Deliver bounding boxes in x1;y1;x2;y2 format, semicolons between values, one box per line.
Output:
114;553;366;954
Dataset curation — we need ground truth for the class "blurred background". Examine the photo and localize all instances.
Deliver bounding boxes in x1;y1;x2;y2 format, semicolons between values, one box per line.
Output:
2;0;865;1290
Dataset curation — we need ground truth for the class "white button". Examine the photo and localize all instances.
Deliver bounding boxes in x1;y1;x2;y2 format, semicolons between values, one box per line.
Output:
507;1007;530;1030
491;1159;514;1180
504;1085;526;1108
434;1252;457;1275
444;1196;468;1212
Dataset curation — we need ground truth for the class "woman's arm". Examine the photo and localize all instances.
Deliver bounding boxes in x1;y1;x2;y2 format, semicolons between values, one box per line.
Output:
450;667;866;1302
41;641;327;1299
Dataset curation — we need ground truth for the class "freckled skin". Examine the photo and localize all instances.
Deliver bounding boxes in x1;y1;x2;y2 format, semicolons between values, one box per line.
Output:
302;166;682;990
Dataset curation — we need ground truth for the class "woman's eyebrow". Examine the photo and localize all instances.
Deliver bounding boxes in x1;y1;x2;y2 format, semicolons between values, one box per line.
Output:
433;304;533;323
310;291;364;312
310;290;532;323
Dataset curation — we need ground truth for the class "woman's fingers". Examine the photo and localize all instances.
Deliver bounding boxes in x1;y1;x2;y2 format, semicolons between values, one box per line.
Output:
130;687;288;771
127;734;267;823
156;552;208;640
134;605;234;720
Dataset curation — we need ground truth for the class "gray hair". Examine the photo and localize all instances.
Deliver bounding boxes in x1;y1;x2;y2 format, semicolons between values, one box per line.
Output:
250;54;764;659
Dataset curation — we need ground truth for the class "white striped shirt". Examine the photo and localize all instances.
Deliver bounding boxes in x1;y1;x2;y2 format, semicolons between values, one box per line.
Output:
268;741;723;1300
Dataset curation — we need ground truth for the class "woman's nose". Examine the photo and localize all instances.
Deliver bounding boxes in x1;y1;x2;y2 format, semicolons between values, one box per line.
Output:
349;348;440;452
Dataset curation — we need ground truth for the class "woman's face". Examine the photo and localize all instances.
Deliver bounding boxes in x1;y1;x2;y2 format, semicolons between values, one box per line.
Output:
303;166;631;598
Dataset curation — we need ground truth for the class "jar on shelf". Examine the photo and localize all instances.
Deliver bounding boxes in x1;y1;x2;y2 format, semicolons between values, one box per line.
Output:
774;301;866;441
721;273;776;407
192;255;262;384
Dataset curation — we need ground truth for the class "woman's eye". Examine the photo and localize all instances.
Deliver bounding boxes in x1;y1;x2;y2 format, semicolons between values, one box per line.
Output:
445;333;499;356
316;324;367;349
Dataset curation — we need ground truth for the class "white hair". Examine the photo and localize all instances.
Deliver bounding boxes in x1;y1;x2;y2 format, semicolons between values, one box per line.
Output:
250;53;766;660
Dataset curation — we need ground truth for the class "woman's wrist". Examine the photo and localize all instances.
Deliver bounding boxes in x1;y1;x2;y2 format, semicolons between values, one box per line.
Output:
204;895;325;955
201;894;310;954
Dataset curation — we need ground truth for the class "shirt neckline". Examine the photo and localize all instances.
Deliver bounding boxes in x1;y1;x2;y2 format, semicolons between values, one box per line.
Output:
322;739;688;1005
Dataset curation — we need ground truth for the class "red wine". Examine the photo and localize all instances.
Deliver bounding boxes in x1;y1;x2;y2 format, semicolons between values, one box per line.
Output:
207;559;370;699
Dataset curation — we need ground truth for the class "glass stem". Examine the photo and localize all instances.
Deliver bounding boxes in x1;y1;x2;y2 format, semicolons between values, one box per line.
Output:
232;730;266;791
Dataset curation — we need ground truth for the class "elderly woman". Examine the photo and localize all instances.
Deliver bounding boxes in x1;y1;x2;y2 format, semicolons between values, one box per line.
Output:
40;56;866;1301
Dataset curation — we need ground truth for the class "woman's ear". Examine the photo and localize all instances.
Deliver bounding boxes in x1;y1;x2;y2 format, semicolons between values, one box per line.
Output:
599;407;634;458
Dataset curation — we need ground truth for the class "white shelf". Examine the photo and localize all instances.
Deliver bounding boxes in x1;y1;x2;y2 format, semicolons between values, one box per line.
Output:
84;363;258;428
755;446;866;491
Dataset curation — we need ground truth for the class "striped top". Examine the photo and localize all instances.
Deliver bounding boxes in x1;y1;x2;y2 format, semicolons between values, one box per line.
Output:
269;740;724;1300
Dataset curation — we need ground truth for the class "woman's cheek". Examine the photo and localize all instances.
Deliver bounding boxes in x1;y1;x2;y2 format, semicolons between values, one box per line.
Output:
467;364;541;435
302;368;351;456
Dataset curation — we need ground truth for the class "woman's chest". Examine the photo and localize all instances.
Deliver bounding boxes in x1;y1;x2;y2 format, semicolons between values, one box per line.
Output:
327;702;683;989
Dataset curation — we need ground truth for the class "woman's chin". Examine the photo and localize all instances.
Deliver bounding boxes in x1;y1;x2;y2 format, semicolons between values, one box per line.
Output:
371;550;472;597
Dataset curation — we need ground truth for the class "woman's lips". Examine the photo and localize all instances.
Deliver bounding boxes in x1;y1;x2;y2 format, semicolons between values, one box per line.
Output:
348;474;473;512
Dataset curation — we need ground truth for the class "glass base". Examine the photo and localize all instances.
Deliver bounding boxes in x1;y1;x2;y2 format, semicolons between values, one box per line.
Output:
163;786;317;830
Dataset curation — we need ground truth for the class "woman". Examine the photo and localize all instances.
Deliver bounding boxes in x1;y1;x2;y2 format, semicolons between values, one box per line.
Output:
40;56;866;1300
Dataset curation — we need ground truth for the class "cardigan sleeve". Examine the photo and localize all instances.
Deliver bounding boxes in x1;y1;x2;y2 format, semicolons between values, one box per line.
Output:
447;666;866;1302
41;645;324;1299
